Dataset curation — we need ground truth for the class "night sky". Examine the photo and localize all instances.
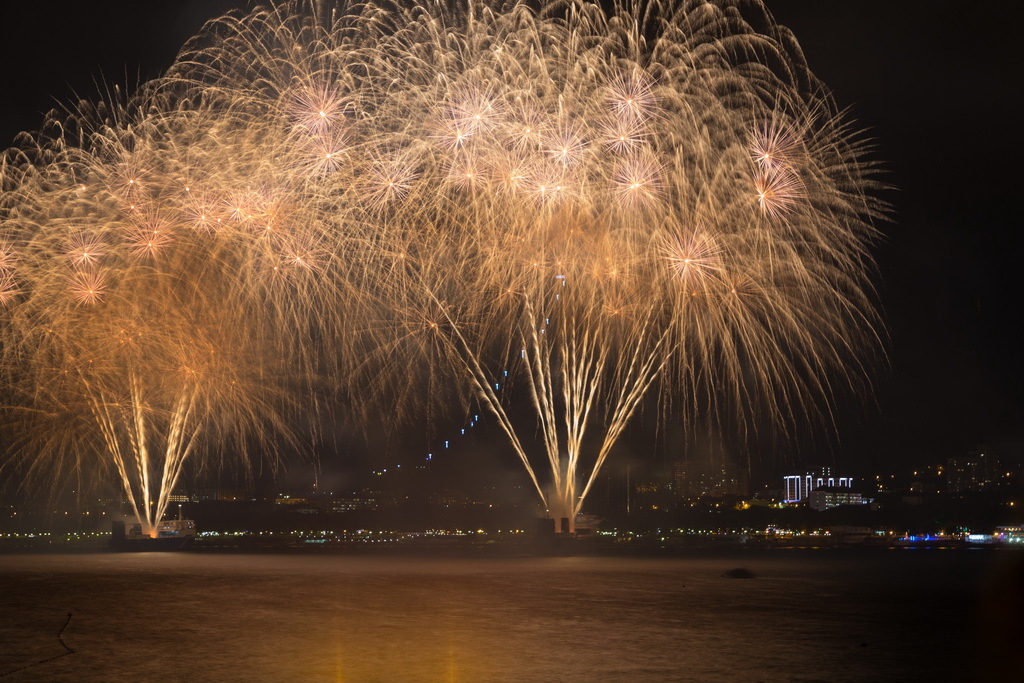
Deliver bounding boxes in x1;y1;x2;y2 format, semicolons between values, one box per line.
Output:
1;1;1019;481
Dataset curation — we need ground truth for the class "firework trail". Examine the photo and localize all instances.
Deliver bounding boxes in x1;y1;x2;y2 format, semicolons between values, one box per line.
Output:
1;0;883;532
0;83;339;533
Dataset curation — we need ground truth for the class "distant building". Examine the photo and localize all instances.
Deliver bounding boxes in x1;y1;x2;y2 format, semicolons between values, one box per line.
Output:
327;495;378;512
947;447;1000;494
673;458;749;499
808;487;866;511
274;495;308;506
170;488;245;503
783;467;852;503
631;479;671;511
624;462;675;512
995;526;1024;545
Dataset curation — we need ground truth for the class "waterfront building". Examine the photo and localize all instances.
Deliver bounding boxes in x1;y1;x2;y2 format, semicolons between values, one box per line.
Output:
783;467;852;503
808;487;866;511
995;526;1024;545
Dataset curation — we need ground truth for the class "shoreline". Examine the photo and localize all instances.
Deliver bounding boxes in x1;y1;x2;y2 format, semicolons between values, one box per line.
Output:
1;532;1019;556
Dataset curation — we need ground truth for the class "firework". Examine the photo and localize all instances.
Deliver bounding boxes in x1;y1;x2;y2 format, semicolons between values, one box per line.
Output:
1;0;883;533
1;88;339;534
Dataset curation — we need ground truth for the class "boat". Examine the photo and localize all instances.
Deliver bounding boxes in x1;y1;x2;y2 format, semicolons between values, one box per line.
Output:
830;526;875;545
891;534;961;549
109;506;196;551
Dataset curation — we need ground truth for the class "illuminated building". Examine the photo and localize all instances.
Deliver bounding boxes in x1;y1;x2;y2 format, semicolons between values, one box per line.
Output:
171;489;245;502
783;467;852;503
274;495;308;506
808;487;866;511
995;526;1024;545
327;495;379;513
947;447;1000;494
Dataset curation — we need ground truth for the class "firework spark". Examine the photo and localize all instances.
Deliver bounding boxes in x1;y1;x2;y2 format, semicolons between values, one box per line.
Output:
66;270;109;305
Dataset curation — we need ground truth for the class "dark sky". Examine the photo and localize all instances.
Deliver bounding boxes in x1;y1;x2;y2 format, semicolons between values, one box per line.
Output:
1;1;1020;481
766;2;1023;473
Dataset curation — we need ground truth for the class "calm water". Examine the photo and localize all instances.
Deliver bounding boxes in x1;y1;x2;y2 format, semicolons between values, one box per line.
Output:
0;549;1019;682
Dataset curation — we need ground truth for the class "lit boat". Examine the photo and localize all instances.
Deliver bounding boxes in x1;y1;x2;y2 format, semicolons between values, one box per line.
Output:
110;506;196;551
155;512;197;539
892;534;961;548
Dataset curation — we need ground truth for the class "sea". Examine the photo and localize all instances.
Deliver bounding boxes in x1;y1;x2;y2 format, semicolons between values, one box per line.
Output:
0;548;1020;682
